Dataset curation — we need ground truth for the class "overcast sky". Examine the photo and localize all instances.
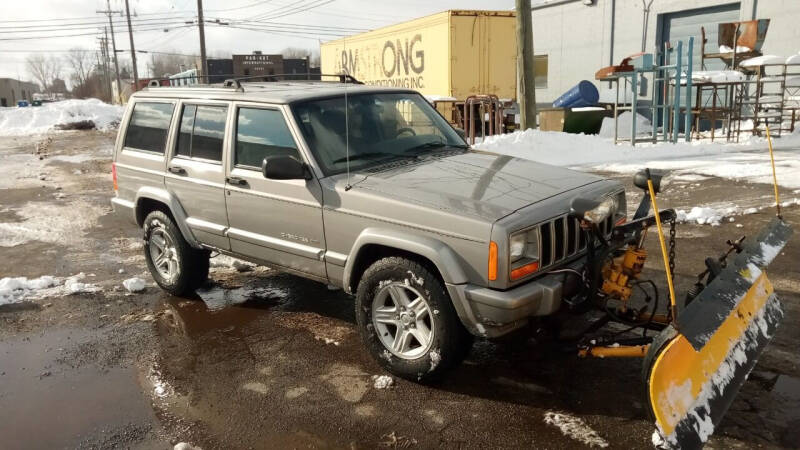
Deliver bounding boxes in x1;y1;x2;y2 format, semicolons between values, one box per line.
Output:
0;0;517;82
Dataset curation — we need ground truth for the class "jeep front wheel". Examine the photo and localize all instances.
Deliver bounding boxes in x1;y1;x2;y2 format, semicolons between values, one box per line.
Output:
355;256;472;382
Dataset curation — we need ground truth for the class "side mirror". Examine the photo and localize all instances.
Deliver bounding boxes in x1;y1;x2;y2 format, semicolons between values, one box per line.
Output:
634;169;663;193
454;127;467;140
262;155;311;180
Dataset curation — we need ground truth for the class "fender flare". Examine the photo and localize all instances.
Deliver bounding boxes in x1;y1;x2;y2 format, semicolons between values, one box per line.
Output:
342;227;470;292
134;187;201;248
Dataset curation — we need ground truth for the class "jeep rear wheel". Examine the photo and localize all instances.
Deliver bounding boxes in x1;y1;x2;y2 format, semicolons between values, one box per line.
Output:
355;256;472;382
143;210;209;296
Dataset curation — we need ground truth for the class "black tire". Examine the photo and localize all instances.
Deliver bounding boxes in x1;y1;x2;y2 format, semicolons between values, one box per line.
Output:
355;256;473;382
143;210;209;297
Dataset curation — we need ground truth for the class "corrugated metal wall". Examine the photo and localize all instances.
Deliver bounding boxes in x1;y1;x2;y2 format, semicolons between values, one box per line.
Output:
658;3;741;72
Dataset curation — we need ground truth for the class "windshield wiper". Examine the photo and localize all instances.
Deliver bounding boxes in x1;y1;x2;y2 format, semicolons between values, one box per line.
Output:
404;141;469;154
332;152;395;164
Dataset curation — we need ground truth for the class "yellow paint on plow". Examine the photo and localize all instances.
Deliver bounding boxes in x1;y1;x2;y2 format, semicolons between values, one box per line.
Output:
648;272;774;436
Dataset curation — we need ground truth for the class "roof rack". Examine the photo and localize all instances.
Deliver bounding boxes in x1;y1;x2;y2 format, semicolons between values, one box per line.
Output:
221;73;363;89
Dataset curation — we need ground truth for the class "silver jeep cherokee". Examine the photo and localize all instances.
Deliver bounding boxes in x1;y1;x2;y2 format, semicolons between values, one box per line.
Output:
111;79;625;381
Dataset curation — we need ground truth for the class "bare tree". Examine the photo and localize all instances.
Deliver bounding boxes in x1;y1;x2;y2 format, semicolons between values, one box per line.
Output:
281;47;312;59
26;54;62;92
66;48;94;93
280;47;320;67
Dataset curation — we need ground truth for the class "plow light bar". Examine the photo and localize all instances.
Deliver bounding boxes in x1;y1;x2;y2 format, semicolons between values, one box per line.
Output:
583;197;618;224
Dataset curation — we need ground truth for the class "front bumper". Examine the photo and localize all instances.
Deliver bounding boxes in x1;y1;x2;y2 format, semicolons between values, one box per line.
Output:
446;269;573;338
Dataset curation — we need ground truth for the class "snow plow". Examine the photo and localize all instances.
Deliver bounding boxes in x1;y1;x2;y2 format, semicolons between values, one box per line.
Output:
565;167;791;449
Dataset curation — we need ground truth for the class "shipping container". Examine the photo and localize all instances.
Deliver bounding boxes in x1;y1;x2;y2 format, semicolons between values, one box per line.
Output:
320;10;517;102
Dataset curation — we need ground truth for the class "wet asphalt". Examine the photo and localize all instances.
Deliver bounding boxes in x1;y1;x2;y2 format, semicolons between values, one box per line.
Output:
0;131;798;449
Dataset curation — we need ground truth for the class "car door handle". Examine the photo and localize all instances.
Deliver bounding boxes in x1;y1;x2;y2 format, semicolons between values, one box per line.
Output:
168;166;186;175
226;176;248;186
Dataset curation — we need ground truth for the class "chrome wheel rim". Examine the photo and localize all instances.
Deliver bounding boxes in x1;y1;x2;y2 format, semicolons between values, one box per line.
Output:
148;226;179;281
372;282;434;359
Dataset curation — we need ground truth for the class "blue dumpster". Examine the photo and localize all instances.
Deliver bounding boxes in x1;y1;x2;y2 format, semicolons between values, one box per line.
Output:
552;81;599;108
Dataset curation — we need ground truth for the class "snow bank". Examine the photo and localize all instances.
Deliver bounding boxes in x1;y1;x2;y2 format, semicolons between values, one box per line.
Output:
599;112;651;139
0;98;123;136
475;129;800;189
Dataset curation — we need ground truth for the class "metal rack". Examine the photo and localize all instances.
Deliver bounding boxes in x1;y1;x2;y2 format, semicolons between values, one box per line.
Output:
600;38;695;146
730;63;793;141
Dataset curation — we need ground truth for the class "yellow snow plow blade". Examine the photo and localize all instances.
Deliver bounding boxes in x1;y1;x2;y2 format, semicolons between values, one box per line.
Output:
645;218;791;449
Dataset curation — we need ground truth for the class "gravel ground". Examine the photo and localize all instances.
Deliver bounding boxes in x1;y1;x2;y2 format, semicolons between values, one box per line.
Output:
0;130;798;449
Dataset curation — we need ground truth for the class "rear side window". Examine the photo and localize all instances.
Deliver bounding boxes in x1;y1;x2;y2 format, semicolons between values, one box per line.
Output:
123;102;175;153
174;105;227;162
235;108;299;168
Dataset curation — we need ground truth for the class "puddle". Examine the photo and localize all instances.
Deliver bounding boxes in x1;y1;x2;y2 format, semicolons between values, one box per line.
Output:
195;283;289;311
769;374;800;446
0;329;158;450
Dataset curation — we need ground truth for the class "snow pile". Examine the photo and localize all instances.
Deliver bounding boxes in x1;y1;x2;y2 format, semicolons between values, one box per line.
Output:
0;275;59;305
680;70;745;84
676;207;724;226
719;45;752;53
740;55;785;67
122;277;146;293
544;411;608;448
64;273;100;294
372;375;394;389
599;112;651;139
475;129;800;189
0;98;123;136
174;443;202;450
0;273;99;305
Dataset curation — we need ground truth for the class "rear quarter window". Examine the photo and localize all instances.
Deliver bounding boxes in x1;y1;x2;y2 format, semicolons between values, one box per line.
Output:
123;102;175;153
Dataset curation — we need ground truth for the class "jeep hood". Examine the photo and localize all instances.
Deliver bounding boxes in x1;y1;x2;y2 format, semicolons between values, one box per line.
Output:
351;150;604;221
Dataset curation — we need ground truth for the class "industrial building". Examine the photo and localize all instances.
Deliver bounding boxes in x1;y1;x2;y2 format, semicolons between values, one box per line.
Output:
531;0;800;103
233;52;283;77
0;78;39;107
207;58;234;83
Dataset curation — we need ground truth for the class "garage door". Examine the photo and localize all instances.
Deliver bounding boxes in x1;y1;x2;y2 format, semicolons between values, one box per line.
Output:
659;3;741;72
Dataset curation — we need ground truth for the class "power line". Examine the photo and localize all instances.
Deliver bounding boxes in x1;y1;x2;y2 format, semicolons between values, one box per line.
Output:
0;25;196;41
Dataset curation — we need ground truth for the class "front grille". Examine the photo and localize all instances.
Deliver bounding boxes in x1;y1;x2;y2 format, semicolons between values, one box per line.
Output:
537;214;613;268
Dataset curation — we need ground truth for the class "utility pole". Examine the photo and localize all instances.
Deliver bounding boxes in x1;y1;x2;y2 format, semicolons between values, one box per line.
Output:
196;0;208;78
102;29;112;101
516;0;537;129
97;33;111;102
97;1;122;103
123;0;139;90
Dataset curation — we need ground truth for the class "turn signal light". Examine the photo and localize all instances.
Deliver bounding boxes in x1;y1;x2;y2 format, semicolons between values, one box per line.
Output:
510;261;539;280
488;241;498;281
111;162;118;191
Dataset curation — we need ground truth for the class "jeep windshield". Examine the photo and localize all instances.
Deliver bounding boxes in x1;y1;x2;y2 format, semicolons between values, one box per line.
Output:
291;92;467;176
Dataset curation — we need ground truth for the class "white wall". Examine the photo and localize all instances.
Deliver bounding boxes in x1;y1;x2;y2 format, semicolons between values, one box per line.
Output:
748;0;800;58
531;0;798;103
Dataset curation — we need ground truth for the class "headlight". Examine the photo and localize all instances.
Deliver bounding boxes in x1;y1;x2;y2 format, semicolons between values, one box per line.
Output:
583;197;618;224
508;228;540;280
509;233;527;259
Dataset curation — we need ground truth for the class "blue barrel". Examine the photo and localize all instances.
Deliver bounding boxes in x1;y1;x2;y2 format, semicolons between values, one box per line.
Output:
552;80;599;108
